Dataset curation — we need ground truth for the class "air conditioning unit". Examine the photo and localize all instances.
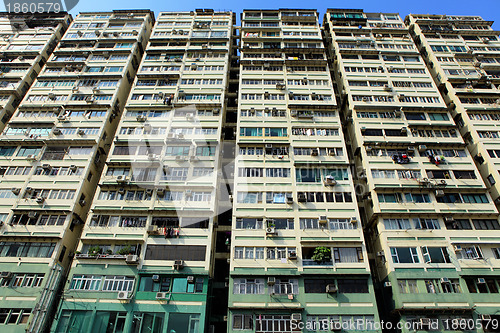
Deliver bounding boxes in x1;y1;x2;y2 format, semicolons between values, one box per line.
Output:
117;291;129;300
77;129;85;136
291;313;301;321
148;153;159;161
28;211;37;219
286;195;293;204
116;175;129;183
174;260;184;270
186;113;194;120
328;149;336;156
297;193;306;202
52;129;62;135
152;274;160;282
478;278;486;284
400;127;407;133
266;226;276;235
147;225;159;235
323;177;337;186
157;188;165;197
57;115;68;121
185;189;192;197
454;245;462;252
213;108;220;115
384;282;392;287
319;215;328;224
118;188;126;194
444;216;454;222
48;93;56;100
136;115;147;122
267;277;276;286
418;145;427;152
435;189;445;197
377;251;385;257
440;277;450;284
26;154;37;161
187;276;195;283
125;255;138;264
70;165;77;172
11;188;20;195
365;146;373;152
189;155;199;162
36;196;45;203
288;252;297;260
350;217;357;224
326;284;338;293
156;292;170;300
310;149;319;156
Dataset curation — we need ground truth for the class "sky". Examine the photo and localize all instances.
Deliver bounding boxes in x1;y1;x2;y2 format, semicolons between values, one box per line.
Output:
1;0;498;27
62;0;499;27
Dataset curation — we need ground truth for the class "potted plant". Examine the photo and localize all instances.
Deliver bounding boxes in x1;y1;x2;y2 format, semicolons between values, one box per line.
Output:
88;246;102;256
117;246;132;255
312;246;331;263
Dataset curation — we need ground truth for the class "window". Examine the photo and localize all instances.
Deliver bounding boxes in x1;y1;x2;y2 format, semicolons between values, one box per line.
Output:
70;275;102;291
384;218;412;230
233;314;253;330
101;276;135;292
421;247;451;263
233;278;265;294
271;278;299;294
414;218;440;230
145;245;206;261
0;242;56;258
333;247;363;263
457;245;484;260
237;192;262;204
390;247;419;263
398;280;419;293
453;170;476;179
472;219;500;230
296;168;348;182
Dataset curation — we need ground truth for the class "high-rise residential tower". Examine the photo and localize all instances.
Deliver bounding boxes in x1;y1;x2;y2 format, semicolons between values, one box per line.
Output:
0;10;153;333
325;9;500;332
404;13;500;329
53;9;234;333
0;13;71;132
228;9;380;333
0;12;72;333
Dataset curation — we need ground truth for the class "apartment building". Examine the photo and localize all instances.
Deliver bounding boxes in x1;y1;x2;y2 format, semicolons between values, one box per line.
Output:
0;13;71;133
0;12;72;333
325;9;500;332
53;9;234;333
0;10;153;333
228;9;380;333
